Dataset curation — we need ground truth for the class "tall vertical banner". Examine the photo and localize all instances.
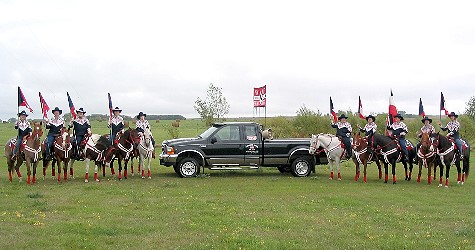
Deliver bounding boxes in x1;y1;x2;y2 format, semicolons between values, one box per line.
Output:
18;86;33;113
440;92;449;119
39;92;50;119
253;85;266;107
107;93;113;119
418;98;425;118
67;92;77;120
330;97;337;122
387;90;397;125
358;96;365;119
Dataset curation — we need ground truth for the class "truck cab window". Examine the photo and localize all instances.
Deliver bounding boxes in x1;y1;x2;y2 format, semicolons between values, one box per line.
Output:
214;125;241;141
245;125;258;141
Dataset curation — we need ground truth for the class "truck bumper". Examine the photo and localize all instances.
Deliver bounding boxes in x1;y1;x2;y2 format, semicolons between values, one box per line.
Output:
159;153;179;166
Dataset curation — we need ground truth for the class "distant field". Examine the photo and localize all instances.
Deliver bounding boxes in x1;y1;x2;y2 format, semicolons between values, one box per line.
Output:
0;119;474;249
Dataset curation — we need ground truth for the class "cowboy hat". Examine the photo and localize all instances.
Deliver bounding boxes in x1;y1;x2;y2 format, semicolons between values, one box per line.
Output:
136;112;146;119
76;108;86;114
448;112;458;118
338;114;348;120
421;116;432;123
51;107;62;114
366;114;376;121
17;110;28;117
394;114;404;120
112;107;122;113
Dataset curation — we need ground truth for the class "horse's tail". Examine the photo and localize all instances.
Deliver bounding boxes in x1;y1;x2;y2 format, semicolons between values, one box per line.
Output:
464;143;470;177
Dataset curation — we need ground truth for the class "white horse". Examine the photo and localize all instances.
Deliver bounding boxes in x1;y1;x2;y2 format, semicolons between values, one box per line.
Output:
138;128;154;179
310;133;351;180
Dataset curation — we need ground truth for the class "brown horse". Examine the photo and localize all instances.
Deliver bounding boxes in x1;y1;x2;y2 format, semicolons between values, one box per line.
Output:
4;122;43;184
42;128;72;182
105;128;141;180
352;133;382;182
416;132;438;184
69;134;112;182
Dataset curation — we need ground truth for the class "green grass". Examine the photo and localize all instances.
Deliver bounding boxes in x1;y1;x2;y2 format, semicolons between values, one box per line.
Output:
0;119;474;249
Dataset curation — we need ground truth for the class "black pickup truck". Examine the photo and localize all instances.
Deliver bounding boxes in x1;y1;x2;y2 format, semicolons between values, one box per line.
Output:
160;122;327;178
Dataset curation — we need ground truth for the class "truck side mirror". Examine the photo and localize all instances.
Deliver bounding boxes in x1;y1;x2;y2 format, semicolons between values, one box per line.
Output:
210;136;217;144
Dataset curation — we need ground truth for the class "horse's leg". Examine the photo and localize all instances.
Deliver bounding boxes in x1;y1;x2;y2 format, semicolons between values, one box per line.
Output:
147;157;151;179
337;158;342;181
417;160;422;183
456;159;462;184
375;159;382;179
56;159;61;183
94;162;99;182
140;155;145;179
427;162;432;185
15;159;22;182
329;159;334;180
445;160;453;188
110;159;116;175
392;160;397;184
363;160;368;183
384;162;389;183
403;161;408;181
439;162;445;187
42;159;48;180
52;158;56;177
408;159;413;181
32;161;37;184
69;159;75;179
85;158;90;182
118;158;123;180
462;156;467;184
63;159;69;181
131;157;135;176
7;159;13;182
26;160;32;185
354;161;360;181
124;159;128;179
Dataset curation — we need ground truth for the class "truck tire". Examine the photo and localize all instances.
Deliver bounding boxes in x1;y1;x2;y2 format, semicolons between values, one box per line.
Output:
177;157;200;178
291;157;312;177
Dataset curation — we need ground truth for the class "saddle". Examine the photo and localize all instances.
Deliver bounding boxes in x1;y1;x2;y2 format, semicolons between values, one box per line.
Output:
447;137;469;150
393;138;413;151
9;137;28;151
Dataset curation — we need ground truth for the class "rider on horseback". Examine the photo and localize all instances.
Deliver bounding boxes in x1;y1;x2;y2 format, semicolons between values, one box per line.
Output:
44;107;65;160
108;107;124;145
418;116;435;137
11;110;32;160
68;108;91;160
387;113;409;162
135;112;155;158
438;112;463;160
331;114;353;158
358;114;377;153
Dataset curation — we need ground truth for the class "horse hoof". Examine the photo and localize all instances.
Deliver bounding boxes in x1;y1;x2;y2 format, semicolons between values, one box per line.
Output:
445;185;449;188
95;179;100;182
338;178;342;181
141;176;145;179
457;181;461;184
461;182;464;185
132;173;135;177
438;184;442;187
393;182;396;184
148;176;151;179
85;179;89;183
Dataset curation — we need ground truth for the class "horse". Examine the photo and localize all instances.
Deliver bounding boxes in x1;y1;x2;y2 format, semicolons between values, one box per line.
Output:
137;127;154;179
372;134;414;184
42;128;72;182
69;134;112;182
430;133;470;187
352;133;382;182
105;128;141;180
415;132;438;184
310;133;351;180
4;122;43;184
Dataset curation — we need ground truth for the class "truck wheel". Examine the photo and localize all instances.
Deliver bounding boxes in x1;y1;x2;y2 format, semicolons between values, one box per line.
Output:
177;157;200;178
291;157;312;177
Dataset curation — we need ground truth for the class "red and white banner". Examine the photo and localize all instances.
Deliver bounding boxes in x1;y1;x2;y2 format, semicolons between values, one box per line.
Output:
253;85;266;107
387;90;398;125
358;96;365;119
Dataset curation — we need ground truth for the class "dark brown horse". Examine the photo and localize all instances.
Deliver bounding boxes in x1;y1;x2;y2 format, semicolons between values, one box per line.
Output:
352;133;382;182
42;128;72;182
70;134;112;182
5;122;43;184
430;133;470;187
105;128;141;180
416;132;438;184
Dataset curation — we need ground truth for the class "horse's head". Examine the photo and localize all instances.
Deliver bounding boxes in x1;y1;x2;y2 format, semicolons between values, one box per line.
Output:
429;132;441;151
420;132;432;152
309;134;323;154
58;128;71;149
143;128;152;147
32;122;43;140
127;128;141;147
352;132;367;151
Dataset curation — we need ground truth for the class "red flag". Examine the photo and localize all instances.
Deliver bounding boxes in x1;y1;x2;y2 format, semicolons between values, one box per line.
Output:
330;97;337;122
387;90;397;125
108;93;113;118
39;92;50;119
418;98;425;118
440;92;449;115
253;86;266;107
18;86;33;113
67;92;77;120
358;96;365;119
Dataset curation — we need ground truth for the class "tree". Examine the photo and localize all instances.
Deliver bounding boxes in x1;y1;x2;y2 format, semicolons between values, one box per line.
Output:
465;95;475;120
194;83;230;126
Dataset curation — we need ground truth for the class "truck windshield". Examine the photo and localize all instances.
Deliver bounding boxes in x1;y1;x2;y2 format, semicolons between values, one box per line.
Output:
198;126;219;139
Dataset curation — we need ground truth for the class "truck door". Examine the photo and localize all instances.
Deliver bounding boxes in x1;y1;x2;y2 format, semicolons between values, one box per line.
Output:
243;125;261;166
202;124;245;166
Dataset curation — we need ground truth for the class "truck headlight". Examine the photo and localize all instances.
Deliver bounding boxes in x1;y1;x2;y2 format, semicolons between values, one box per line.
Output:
166;146;175;155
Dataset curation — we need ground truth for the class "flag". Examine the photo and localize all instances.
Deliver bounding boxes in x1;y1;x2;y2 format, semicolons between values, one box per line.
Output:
18;86;33;112
418;98;425;118
108;93;113;118
67;92;77;120
358;96;365;119
330;96;337;122
39;92;50;119
387;90;398;125
440;92;449;115
253;86;266;107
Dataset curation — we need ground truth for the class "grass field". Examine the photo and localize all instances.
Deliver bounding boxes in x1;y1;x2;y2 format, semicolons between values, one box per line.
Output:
1;119;474;249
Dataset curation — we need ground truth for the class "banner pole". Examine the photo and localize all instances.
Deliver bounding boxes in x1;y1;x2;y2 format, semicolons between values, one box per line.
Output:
264;106;267;127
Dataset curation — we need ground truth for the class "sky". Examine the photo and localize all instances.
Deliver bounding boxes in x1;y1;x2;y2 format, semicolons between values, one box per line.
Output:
1;0;475;120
